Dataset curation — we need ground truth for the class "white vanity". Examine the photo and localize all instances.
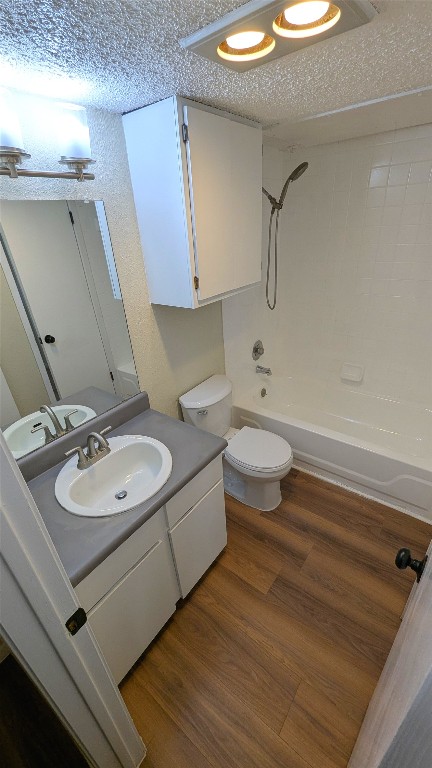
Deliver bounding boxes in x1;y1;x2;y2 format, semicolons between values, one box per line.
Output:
75;456;225;683
21;396;227;687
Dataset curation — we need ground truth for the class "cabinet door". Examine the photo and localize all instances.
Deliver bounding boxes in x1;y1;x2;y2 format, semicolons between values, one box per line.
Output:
184;105;262;301
87;537;179;684
170;480;227;597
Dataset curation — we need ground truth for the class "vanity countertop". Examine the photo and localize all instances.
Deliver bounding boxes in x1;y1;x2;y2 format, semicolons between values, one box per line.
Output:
27;407;226;587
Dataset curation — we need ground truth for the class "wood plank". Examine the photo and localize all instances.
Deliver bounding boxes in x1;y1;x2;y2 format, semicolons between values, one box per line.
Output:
268;565;397;676
265;499;415;590
378;510;432;554
136;630;311;768
280;680;360;768
300;545;407;627
226;495;313;567
202;564;377;722
218;517;284;593
170;586;300;732
281;472;385;538
120;678;213;768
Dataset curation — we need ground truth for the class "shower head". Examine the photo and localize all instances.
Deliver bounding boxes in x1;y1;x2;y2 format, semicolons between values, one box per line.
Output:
278;161;308;208
288;162;309;183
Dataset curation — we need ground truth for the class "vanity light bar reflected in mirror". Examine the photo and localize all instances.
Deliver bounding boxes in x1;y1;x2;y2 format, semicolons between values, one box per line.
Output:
0;89;95;181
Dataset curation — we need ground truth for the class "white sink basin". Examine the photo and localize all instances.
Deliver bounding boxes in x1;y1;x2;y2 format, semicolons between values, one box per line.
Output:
55;435;172;517
3;405;97;459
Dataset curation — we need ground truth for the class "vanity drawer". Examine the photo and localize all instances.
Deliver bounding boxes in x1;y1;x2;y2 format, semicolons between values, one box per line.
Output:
169;479;226;597
165;455;223;529
75;508;171;612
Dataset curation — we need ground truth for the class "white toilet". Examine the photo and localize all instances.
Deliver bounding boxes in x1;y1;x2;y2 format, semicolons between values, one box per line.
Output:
179;375;293;511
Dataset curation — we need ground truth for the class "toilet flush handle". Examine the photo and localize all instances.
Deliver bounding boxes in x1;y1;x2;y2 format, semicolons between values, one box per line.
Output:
197;409;208;416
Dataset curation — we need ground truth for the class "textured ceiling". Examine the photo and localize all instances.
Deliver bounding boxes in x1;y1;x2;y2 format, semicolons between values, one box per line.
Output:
0;0;431;129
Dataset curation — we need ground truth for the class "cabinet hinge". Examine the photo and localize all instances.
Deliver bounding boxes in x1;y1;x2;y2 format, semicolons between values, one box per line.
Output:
181;123;189;143
109;370;114;382
68;210;74;226
194;276;199;290
66;607;87;636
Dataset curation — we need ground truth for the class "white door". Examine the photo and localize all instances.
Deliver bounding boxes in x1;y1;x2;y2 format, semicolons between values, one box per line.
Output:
0;432;145;767
349;539;432;767
184;105;262;301
0;200;115;397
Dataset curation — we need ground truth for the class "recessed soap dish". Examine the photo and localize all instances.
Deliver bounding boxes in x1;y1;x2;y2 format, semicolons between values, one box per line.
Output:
340;362;364;383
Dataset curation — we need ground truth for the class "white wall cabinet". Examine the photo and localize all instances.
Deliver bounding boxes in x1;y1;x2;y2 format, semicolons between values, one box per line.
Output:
75;455;226;683
123;96;262;308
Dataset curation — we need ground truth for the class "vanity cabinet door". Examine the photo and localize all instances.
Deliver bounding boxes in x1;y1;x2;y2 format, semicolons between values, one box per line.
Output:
169;480;227;598
87;536;179;684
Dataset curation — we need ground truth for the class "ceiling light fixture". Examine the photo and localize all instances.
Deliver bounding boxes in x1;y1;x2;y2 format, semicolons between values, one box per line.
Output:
285;1;330;24
180;0;377;72
0;90;95;181
226;31;266;48
218;31;275;62
274;2;341;38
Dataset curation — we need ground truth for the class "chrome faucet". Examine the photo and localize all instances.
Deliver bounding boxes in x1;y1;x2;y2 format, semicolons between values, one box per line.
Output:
256;365;272;376
31;405;79;445
39;405;65;437
65;426;112;470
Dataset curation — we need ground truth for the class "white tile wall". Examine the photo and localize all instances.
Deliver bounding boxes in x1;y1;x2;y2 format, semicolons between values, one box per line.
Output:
223;124;432;405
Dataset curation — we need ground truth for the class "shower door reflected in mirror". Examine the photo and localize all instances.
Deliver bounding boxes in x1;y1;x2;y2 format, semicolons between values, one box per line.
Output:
0;200;139;457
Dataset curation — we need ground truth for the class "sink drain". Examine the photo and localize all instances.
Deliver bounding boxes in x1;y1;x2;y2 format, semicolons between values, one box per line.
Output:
115;490;127;500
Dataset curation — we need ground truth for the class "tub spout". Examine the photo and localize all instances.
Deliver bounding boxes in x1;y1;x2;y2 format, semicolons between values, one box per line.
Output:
256;365;272;376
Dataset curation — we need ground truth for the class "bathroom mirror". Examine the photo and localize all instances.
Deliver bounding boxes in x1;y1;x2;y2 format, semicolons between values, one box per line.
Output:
0;200;139;458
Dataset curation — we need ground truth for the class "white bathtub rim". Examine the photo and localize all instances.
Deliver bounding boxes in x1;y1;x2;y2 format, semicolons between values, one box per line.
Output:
233;402;432;522
238;395;431;474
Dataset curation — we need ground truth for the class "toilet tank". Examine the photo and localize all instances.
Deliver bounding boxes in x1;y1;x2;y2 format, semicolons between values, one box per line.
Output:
179;375;232;437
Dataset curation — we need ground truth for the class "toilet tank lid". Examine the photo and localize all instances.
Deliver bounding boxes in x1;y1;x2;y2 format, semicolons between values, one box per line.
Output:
179;375;232;409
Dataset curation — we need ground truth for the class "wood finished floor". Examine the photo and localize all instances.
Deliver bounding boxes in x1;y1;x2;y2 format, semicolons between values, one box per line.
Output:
120;470;432;768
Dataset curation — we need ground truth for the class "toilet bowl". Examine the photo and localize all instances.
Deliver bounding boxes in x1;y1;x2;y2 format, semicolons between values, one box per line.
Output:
179;375;293;511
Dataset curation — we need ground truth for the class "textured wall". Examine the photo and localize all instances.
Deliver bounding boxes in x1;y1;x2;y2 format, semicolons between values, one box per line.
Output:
223;123;432;405
0;104;225;418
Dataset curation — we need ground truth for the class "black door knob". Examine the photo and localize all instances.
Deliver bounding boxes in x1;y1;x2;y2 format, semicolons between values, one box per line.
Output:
44;334;56;344
395;548;428;583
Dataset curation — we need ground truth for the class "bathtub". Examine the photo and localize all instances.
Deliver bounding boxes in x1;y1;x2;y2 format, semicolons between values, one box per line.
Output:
231;376;432;522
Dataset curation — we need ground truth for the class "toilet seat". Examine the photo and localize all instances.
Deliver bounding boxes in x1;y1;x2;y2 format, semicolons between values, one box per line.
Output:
224;427;292;474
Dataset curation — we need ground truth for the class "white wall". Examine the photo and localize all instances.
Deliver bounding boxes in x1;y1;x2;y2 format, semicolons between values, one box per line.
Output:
223;124;432;406
0;100;225;418
72;201;134;371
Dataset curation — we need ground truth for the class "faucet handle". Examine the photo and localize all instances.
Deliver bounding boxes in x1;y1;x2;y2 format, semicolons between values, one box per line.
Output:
65;445;87;469
63;409;78;432
31;424;56;444
100;425;112;437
